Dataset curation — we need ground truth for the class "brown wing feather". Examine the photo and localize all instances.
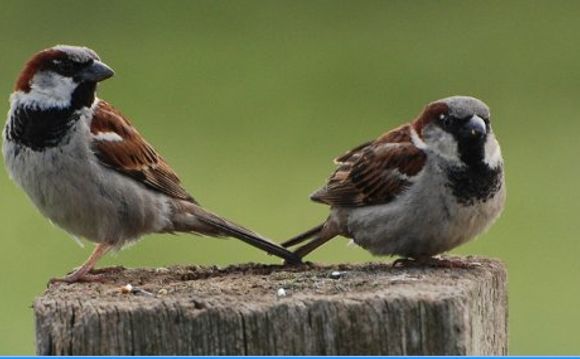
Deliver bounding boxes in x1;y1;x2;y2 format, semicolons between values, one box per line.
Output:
90;100;196;203
334;140;373;164
311;124;426;207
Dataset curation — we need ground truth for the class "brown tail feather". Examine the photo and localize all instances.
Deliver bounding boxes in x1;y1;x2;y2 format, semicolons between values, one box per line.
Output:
282;222;338;259
281;223;325;248
192;207;302;264
293;234;335;258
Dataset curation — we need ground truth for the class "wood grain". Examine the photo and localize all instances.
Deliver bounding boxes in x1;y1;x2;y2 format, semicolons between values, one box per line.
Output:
34;256;507;355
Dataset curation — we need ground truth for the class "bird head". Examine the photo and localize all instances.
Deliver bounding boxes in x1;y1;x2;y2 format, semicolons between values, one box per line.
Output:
13;45;114;110
413;96;500;168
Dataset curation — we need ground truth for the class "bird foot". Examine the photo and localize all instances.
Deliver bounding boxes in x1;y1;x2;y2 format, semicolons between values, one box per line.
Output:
391;258;417;268
392;256;480;269
89;265;126;275
426;257;481;269
47;244;114;287
48;273;106;287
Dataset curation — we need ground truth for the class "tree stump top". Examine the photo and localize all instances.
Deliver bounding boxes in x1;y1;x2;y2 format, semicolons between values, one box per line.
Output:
35;256;507;355
40;256;504;303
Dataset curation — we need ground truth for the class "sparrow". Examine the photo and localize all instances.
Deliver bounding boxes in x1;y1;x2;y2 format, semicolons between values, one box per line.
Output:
3;45;301;283
282;96;505;266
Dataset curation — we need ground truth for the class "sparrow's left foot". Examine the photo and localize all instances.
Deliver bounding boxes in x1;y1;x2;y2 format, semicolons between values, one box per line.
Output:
48;273;106;286
47;244;113;286
392;256;481;269
422;256;482;269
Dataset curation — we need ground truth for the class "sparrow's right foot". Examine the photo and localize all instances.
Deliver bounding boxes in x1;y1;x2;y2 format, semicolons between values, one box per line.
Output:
392;256;481;269
89;265;126;275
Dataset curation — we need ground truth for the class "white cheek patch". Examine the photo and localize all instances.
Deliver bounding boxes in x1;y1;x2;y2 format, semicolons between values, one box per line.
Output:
483;133;503;168
422;125;462;164
92;132;123;142
410;127;427;150
20;71;77;109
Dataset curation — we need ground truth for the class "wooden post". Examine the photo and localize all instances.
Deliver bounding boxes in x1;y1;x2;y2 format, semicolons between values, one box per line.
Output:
34;256;507;355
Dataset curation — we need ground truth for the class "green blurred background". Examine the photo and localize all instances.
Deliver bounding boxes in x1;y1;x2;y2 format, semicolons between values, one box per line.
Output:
0;0;578;354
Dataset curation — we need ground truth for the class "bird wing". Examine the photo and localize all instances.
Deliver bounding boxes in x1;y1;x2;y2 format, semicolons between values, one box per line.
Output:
311;124;427;207
89;100;197;203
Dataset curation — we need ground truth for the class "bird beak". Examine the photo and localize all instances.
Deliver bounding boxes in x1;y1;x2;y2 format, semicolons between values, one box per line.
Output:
463;115;487;139
76;60;115;82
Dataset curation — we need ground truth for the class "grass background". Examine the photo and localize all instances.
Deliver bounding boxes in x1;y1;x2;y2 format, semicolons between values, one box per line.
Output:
0;0;579;354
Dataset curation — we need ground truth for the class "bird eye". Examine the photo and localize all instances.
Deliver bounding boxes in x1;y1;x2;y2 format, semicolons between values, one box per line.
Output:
51;58;77;75
439;114;452;128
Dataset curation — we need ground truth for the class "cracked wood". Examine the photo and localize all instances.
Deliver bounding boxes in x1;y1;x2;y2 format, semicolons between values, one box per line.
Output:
34;257;507;355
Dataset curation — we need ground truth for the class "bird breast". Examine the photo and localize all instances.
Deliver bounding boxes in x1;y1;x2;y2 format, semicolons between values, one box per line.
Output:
3;107;173;246
344;159;505;258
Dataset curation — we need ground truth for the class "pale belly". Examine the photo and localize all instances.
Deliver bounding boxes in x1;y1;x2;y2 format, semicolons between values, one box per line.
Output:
3;134;172;247
344;175;506;258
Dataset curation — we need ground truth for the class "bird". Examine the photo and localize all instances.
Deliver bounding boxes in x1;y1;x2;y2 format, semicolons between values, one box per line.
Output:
282;96;505;266
3;45;301;283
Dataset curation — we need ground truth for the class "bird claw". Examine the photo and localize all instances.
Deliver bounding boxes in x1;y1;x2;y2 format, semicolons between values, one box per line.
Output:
47;273;106;287
89;265;126;275
391;258;417;268
392;256;480;269
424;257;480;269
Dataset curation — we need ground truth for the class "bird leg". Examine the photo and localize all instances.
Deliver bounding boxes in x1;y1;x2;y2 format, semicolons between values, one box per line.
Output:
49;243;113;285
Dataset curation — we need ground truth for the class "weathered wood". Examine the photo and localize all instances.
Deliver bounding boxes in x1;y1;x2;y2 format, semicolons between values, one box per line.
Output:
34;256;507;355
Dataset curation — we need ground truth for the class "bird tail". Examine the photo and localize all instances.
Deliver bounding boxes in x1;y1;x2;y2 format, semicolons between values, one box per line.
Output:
281;222;336;259
180;204;302;264
281;223;325;248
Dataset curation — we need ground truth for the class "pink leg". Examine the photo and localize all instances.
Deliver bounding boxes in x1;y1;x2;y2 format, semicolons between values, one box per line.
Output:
49;243;113;284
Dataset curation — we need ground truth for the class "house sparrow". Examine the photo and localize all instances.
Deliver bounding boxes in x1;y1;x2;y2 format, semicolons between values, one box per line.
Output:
3;45;301;283
282;96;505;266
